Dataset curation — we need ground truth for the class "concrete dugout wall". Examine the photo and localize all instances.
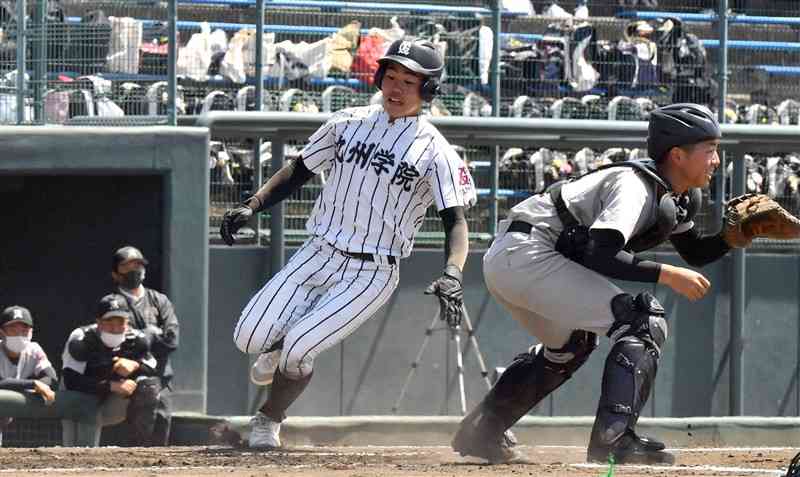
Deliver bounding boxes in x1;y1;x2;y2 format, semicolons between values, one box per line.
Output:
0;127;209;412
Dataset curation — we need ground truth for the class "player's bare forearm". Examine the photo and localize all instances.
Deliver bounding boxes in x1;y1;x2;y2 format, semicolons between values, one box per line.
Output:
440;206;469;271
247;158;315;212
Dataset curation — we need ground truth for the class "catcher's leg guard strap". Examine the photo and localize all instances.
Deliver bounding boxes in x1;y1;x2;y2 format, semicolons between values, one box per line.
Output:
589;335;660;449
590;292;667;449
483;330;597;430
607;292;668;354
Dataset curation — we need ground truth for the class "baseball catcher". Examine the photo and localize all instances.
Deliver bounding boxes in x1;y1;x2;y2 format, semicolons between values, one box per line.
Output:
450;103;800;466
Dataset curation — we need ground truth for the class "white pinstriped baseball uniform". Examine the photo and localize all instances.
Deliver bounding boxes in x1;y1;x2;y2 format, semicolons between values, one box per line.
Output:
234;105;477;379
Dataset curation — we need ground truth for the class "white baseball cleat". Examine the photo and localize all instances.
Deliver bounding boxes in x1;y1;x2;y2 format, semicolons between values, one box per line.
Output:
249;412;281;449
250;350;281;386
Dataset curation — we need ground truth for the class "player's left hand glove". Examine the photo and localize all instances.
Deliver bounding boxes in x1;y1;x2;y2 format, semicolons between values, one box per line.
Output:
721;193;800;248
220;203;253;246
425;264;464;328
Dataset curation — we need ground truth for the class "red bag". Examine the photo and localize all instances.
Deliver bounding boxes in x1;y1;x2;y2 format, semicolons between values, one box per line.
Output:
351;34;389;85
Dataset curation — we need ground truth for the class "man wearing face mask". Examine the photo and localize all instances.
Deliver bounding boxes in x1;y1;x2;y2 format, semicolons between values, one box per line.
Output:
0;306;99;447
61;294;160;447
110;246;179;445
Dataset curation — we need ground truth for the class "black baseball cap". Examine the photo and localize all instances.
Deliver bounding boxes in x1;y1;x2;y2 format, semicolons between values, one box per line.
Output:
96;294;132;320
112;246;149;271
0;306;34;328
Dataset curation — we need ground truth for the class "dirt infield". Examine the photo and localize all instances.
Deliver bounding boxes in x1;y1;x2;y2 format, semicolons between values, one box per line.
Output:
0;445;795;477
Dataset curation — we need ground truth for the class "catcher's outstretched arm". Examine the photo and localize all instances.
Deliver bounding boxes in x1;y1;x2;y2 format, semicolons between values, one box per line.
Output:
669;227;730;267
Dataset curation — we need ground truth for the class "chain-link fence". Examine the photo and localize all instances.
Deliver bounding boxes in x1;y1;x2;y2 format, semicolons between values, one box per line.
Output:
207;136;800;251
528;0;800;17
5;0;800;245
0;0;171;125
4;1;800;125
203;114;800;255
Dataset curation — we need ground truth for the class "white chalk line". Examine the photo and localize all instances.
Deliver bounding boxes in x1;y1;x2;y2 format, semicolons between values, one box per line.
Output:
537;445;798;452
574;463;785;476
0;466;257;474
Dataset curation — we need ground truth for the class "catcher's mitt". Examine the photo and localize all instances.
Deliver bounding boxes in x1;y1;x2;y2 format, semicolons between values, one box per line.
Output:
721;194;800;248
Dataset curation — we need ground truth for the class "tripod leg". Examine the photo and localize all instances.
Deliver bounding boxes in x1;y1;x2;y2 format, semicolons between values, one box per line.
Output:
452;326;467;415
440;307;489;413
391;311;441;413
461;308;493;390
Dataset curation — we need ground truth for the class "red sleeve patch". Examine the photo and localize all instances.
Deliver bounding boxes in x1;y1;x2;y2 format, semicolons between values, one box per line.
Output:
459;166;471;186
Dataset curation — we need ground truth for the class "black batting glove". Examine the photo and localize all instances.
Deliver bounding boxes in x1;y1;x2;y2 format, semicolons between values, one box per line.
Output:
220;203;253;246
424;264;464;328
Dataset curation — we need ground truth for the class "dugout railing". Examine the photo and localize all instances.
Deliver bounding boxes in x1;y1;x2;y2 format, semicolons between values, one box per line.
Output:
199;110;800;244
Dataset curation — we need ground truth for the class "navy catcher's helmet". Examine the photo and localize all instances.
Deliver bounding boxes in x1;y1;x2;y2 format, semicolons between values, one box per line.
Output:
374;39;444;102
647;103;721;162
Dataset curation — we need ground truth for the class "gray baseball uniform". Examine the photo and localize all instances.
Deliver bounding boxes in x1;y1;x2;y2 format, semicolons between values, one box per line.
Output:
484;167;694;348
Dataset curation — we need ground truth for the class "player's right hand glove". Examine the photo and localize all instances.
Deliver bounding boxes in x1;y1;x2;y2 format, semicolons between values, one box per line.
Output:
424;264;464;328
721;193;800;248
220;203;253;246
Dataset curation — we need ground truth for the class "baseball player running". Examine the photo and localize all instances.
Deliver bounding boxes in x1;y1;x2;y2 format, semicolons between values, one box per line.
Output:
220;39;476;449
452;104;733;465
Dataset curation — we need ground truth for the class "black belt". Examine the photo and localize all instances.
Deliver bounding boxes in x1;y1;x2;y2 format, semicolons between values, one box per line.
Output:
340;250;396;265
507;221;533;234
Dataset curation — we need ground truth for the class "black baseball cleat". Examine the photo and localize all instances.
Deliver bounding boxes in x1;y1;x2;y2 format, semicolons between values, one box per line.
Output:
451;411;522;464
634;433;666;451
587;429;674;465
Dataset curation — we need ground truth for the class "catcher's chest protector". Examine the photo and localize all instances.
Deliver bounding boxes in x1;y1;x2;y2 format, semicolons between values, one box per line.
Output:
552;160;700;252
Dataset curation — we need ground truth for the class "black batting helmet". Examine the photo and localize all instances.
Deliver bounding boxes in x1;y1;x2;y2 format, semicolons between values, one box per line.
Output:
374;39;444;102
647;103;721;162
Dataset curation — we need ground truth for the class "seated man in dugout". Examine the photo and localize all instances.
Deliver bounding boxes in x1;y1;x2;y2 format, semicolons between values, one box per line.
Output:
61;294;162;446
0;305;98;447
110;245;179;446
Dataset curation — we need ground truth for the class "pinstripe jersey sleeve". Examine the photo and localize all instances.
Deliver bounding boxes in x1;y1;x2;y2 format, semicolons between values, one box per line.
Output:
428;136;477;211
300;111;352;174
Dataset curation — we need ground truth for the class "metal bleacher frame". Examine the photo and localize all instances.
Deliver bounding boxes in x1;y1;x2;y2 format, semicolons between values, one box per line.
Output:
56;1;800;99
60;0;519;90
616;10;800;78
617;10;800;27
181;0;508;16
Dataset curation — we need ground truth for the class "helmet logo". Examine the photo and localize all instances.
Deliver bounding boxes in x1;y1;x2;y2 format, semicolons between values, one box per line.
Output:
110;299;119;309
13;309;22;320
398;41;412;56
